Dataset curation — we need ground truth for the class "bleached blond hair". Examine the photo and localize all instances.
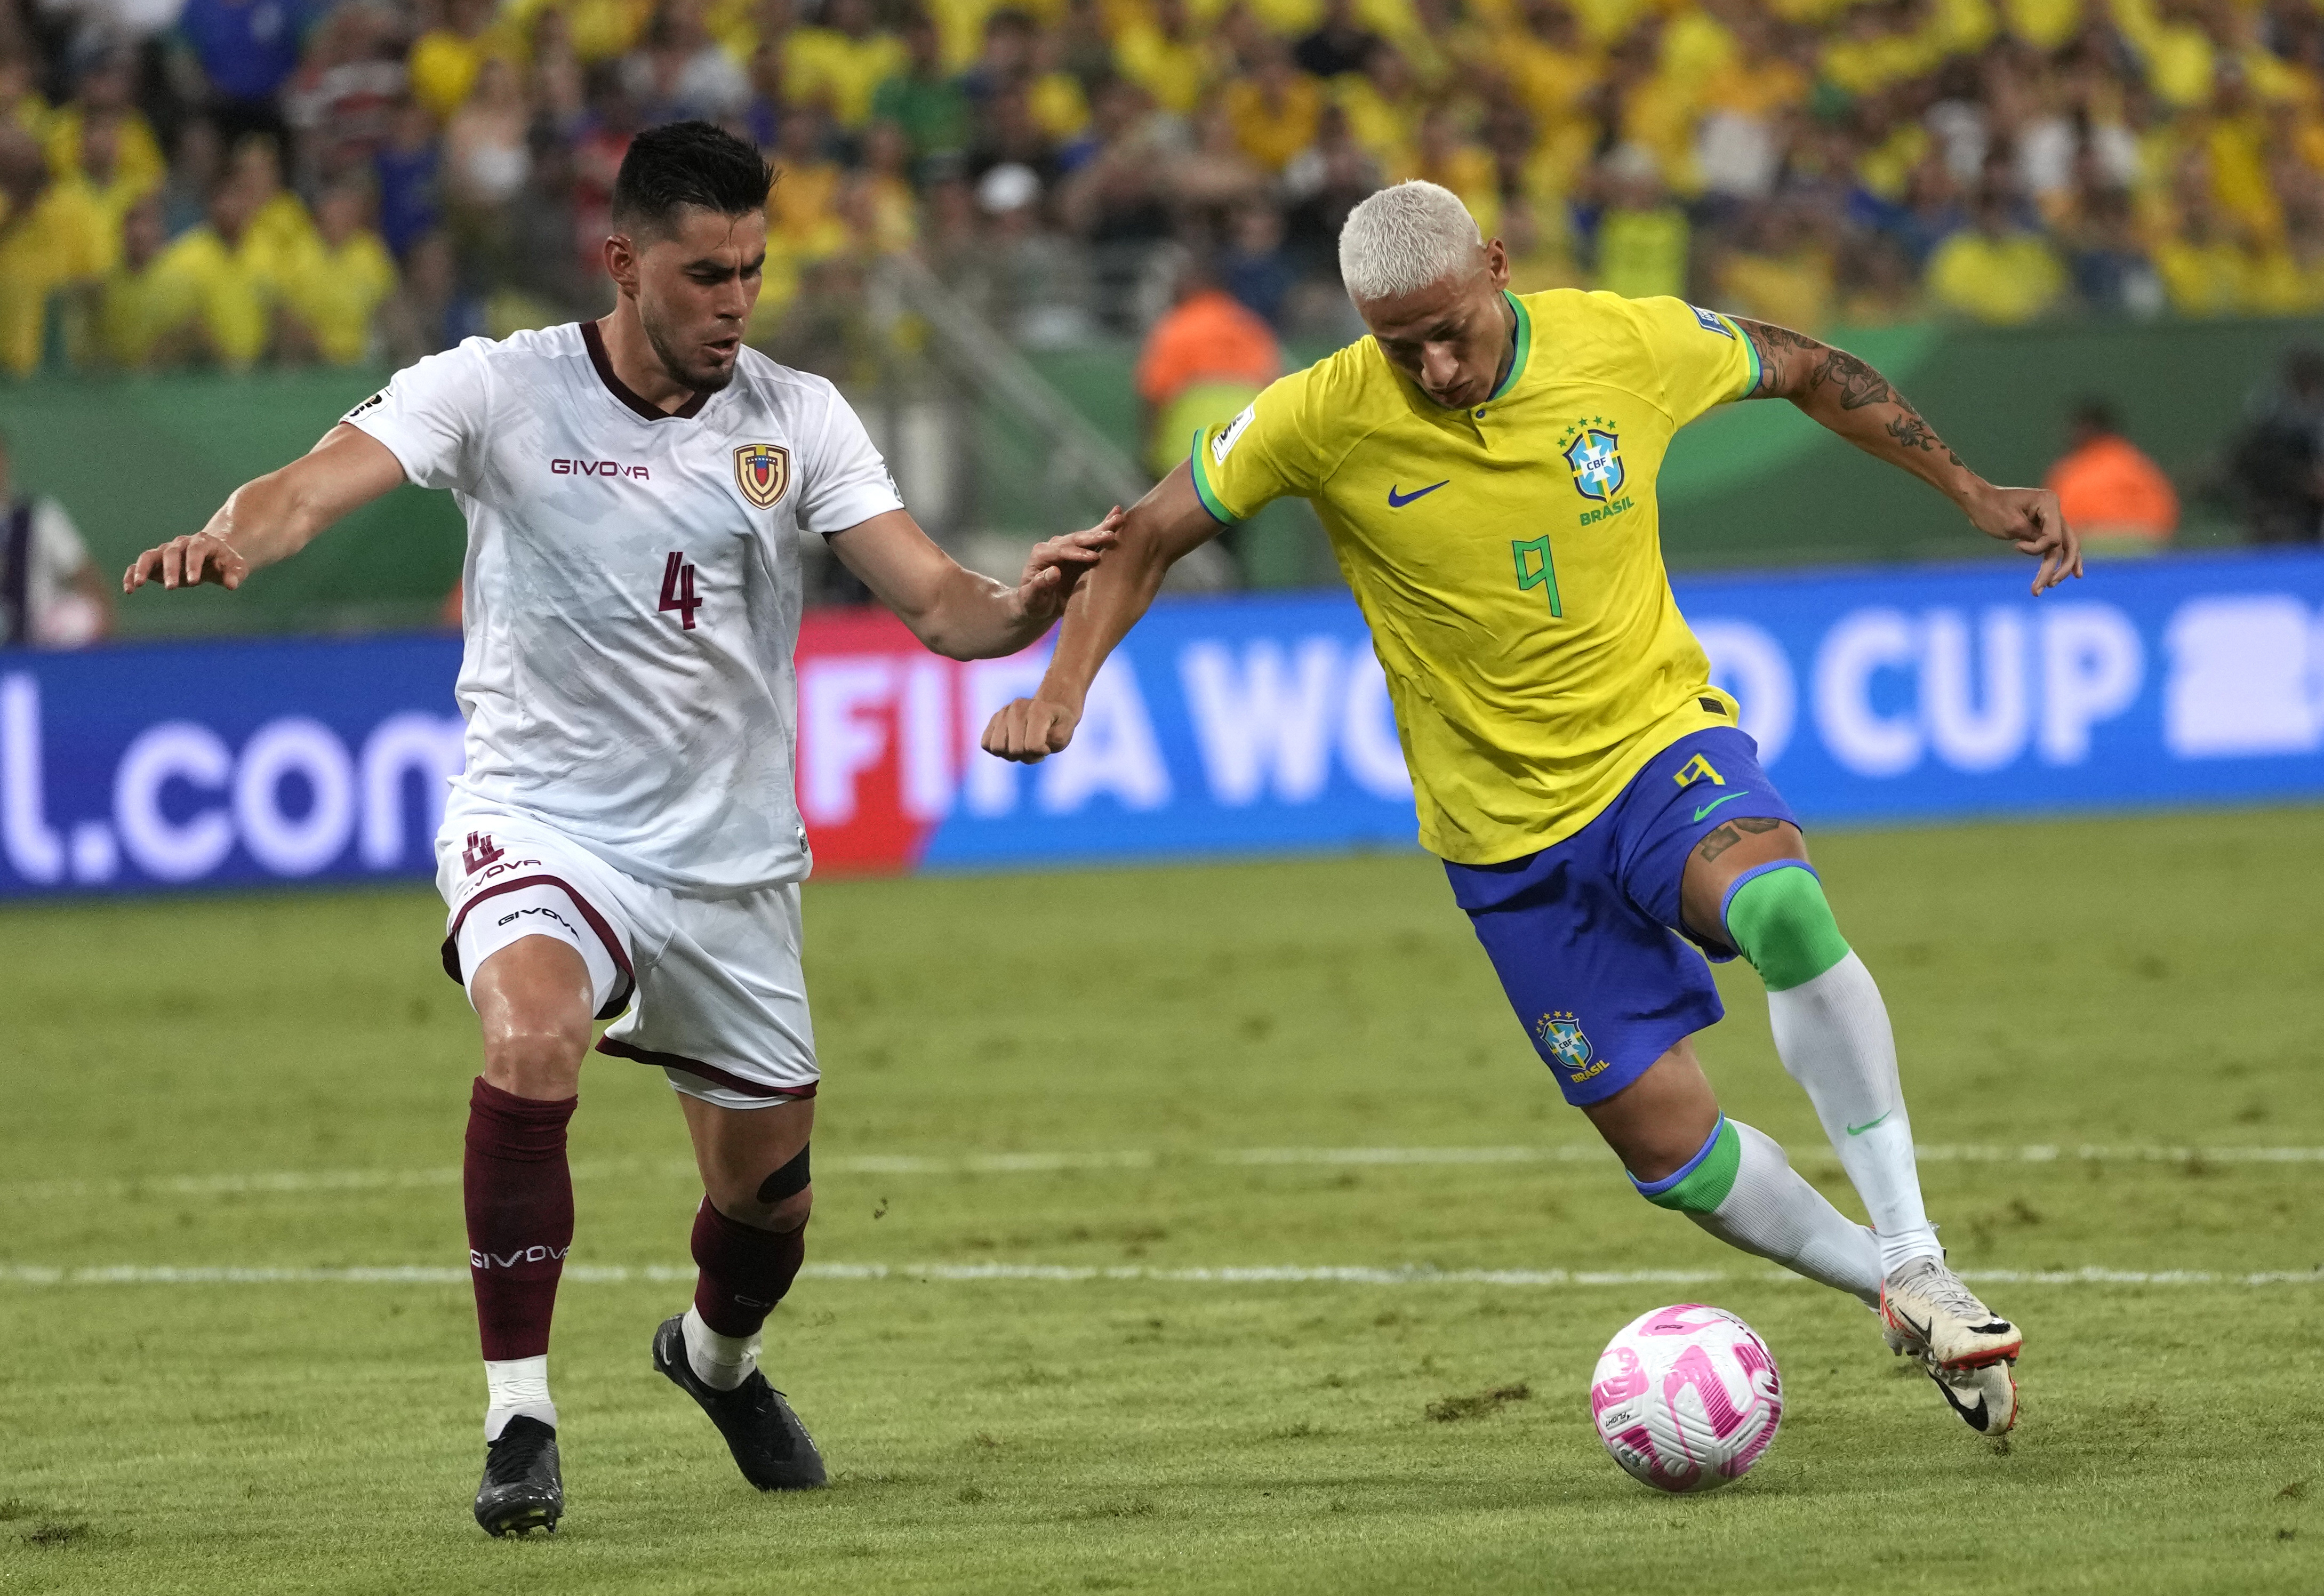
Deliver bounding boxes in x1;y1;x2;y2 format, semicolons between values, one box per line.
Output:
1336;180;1484;302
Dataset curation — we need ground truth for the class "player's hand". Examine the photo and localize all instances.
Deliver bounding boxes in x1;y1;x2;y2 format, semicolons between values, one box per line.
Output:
1010;509;1123;627
1965;484;2080;596
981;696;1080;764
123;532;249;594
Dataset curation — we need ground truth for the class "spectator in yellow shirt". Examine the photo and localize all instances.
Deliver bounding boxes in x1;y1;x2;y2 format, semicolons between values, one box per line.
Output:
43;51;166;198
278;178;399;365
1926;196;2067;323
98;198;205;368
75;116;151;276
1223;44;1323;172
1394;106;1497;236
1115;0;1210;117
148;178;277;369
1714;200;1836;331
1592;144;1690;298
2152;202;2250;315
789;0;908;129
410;0;516;120
227;134;322;280
0;130;107;377
1334;43;1419;169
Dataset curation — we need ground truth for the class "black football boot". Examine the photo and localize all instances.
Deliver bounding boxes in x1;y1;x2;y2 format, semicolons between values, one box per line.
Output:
474;1415;563;1536
651;1313;827;1490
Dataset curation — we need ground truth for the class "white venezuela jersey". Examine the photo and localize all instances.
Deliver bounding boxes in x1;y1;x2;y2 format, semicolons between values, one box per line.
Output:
348;322;903;894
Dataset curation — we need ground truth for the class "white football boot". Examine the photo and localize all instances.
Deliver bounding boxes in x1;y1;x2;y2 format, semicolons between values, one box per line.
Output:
1880;1256;2022;1435
1925;1357;2019;1436
1881;1256;2023;1368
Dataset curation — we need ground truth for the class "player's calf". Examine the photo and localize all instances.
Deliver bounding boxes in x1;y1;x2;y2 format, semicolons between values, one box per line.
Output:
1720;862;1944;1276
460;934;597;1530
655;1146;826;1490
1629;1114;1882;1306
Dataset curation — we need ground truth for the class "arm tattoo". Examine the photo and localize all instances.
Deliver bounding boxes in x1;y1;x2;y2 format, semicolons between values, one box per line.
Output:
1695;815;1783;864
1805;346;1892;411
1734;317;1968;470
1737;319;1820;399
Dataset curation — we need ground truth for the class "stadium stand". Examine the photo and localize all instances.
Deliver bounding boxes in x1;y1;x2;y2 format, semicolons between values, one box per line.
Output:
0;0;2319;378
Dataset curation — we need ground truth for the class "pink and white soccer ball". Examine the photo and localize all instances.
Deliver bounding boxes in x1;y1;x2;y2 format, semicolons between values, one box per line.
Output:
1589;1303;1783;1494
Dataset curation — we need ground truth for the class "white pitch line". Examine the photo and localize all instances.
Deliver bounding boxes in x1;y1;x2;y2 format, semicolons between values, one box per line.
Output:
6;1144;2322;1204
2;1262;2319;1289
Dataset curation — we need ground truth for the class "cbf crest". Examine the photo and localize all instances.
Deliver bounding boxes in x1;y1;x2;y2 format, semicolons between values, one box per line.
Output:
1536;1009;1595;1078
1559;420;1624;502
734;444;790;509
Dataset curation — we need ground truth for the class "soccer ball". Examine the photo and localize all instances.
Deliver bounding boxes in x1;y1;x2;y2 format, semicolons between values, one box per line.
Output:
1589;1303;1783;1494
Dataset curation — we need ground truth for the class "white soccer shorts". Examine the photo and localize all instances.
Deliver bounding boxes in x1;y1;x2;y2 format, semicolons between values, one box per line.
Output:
434;812;819;1109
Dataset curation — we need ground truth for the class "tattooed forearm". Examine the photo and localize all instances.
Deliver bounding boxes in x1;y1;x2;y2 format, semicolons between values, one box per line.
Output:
1733;316;1976;486
1806;347;1892;411
1885;409;1963;462
1696;815;1783;864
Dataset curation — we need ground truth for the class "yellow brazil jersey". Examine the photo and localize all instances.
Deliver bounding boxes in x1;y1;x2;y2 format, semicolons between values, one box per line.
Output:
1189;288;1757;865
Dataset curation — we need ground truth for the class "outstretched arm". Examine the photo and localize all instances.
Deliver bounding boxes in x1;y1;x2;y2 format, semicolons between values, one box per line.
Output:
1730;318;2081;596
829;507;1117;662
123;423;409;593
981;460;1221;761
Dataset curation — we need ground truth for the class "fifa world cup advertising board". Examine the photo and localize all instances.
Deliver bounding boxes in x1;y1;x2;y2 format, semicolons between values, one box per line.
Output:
5;551;2324;898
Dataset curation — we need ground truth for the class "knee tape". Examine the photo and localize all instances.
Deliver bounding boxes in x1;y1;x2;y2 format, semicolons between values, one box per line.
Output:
755;1143;811;1205
1720;862;1851;992
1629;1118;1741;1215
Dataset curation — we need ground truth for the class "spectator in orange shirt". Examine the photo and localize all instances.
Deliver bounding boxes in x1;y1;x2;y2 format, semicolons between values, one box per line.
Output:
2044;399;2179;555
1134;254;1282;477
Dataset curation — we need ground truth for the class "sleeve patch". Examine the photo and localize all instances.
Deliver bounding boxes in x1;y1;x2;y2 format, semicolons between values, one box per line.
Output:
1212;403;1256;464
342;390;386;422
1690;306;1736;339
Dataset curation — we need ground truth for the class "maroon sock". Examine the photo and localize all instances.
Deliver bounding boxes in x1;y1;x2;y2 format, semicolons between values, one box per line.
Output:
691;1199;807;1338
463;1077;578;1361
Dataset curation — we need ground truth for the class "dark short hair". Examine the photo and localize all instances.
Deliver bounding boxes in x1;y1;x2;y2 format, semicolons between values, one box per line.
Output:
610;121;773;240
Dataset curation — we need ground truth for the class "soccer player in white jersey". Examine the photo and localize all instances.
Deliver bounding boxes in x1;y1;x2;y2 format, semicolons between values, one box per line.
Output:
124;123;1115;1536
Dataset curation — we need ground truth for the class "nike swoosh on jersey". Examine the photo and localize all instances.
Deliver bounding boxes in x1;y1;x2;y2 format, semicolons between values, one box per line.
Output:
1387;479;1449;508
1690;791;1750;823
1846;1110;1893;1136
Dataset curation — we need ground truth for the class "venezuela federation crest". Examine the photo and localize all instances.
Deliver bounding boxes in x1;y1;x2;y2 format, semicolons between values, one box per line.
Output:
734;444;790;509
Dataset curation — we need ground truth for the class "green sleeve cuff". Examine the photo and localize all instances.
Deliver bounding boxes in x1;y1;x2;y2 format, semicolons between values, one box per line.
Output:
1729;313;1760;399
1188;430;1239;525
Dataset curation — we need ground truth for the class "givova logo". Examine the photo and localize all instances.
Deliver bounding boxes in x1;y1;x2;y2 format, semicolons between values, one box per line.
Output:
470;1245;572;1269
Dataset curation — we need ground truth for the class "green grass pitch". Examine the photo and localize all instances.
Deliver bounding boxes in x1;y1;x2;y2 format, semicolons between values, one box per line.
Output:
3;809;2321;1594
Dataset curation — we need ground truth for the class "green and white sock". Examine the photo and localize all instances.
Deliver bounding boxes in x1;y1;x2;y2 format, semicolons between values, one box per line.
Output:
1633;1118;1882;1306
1725;864;1944;1277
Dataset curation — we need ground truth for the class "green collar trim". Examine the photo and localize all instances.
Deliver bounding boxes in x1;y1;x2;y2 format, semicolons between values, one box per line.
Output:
1488;290;1530;402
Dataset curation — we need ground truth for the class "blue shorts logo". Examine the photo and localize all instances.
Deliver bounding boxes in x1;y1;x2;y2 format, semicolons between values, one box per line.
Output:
1561;423;1624;502
1536;1009;1601;1080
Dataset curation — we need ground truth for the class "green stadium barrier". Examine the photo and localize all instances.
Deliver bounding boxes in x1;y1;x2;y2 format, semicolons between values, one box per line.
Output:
5;316;2311;638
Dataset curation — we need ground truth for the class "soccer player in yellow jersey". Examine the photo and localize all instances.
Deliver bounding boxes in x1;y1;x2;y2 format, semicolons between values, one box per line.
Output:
987;181;2085;1439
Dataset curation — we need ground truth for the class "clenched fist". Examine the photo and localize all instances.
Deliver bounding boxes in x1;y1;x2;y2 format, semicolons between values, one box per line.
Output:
981;696;1079;764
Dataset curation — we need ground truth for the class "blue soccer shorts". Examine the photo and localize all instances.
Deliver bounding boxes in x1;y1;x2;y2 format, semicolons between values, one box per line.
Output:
1441;727;1799;1108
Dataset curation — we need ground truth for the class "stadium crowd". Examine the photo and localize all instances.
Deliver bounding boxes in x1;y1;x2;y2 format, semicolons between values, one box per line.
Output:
1;0;2323;375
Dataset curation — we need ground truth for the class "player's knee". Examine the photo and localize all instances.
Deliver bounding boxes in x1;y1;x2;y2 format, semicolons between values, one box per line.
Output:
1629;1117;1742;1216
711;1141;812;1230
1720;862;1850;992
479;1019;589;1099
